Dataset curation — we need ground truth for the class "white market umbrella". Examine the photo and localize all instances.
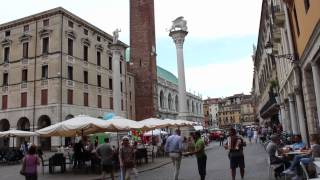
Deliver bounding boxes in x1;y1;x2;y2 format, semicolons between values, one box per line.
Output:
36;115;107;137
0;129;38;148
139;118;171;130
0;129;37;137
164;119;198;127
144;129;168;136
102;116;145;132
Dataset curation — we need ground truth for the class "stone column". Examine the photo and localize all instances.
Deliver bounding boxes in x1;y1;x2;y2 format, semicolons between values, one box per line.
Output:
280;103;287;132
110;43;126;116
288;94;299;134
284;100;292;133
169;30;188;119
294;87;308;143
311;62;320;127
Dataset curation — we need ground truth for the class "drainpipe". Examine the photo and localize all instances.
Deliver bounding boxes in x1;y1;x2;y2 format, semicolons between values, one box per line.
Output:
32;20;38;144
60;14;63;146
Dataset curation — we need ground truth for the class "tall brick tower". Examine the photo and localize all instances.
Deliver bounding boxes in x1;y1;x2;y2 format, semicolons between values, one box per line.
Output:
129;0;158;120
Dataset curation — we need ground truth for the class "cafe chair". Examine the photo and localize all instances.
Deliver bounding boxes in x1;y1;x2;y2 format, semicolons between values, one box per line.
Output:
40;155;49;175
267;157;286;180
300;162;320;180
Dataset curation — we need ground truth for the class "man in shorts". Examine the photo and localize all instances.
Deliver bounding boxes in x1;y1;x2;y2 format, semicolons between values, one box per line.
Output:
96;138;114;180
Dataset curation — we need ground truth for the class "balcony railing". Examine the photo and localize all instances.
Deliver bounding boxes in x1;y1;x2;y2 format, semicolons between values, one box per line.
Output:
66;80;74;87
41;79;48;86
21;82;27;89
273;5;285;28
2;86;8;92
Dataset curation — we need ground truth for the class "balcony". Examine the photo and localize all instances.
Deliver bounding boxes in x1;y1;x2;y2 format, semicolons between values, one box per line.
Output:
273;5;285;28
67;55;74;63
41;79;48;86
21;82;27;89
97;87;102;94
84;84;88;90
21;58;28;65
83;60;88;66
3;62;9;68
66;80;74;87
2;86;8;92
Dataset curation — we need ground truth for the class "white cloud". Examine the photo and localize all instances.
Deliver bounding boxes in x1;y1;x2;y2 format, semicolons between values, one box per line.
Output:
0;0;262;41
185;57;254;98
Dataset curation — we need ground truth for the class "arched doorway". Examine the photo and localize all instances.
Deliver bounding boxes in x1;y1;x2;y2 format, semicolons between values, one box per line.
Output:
65;114;74;146
168;93;172;110
38;115;51;150
159;91;164;109
0;119;10;149
17;117;30;146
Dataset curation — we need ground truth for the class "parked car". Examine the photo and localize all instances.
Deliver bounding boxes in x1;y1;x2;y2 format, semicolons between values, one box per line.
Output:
209;129;224;140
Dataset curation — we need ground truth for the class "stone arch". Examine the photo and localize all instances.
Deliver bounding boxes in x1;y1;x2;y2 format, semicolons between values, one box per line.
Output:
0;119;10;149
0;119;10;131
159;90;164;109
168;93;172;110
17;117;30;131
192;101;194;113
187;100;190;112
38;115;51;150
175;95;178;112
17;117;30;146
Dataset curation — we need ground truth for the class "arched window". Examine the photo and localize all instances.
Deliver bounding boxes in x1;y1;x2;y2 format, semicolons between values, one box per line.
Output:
187;100;190;112
168;93;172;110
192;101;194;113
175;95;178;111
160;90;164;108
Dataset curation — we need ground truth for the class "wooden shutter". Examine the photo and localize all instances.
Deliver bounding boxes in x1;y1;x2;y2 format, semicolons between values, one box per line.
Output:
68;90;73;105
97;95;102;108
84;93;88;106
21;92;27;107
2;95;8;109
110;97;113;109
41;89;48;105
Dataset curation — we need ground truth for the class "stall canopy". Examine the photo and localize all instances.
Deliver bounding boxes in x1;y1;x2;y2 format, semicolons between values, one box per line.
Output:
139;118;170;129
0;130;38;137
193;125;204;131
102;116;146;131
36;115;106;137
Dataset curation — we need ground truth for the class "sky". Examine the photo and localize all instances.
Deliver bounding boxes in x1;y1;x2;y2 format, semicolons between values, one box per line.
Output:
0;0;262;99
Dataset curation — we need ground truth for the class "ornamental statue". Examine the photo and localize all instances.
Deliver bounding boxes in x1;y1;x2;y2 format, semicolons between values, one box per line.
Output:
112;28;121;44
170;16;187;32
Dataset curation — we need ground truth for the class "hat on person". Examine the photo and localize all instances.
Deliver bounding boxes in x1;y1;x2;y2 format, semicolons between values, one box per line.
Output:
122;136;129;141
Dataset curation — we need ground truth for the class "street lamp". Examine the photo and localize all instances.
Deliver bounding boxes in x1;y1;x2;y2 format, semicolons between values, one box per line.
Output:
264;41;296;62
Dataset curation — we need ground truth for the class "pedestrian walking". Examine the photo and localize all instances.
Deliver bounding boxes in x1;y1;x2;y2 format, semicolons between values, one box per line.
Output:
96;138;115;180
165;129;183;180
253;128;258;144
20;145;40;180
191;131;207;180
247;128;253;143
224;128;246;180
219;131;225;146
119;136;136;180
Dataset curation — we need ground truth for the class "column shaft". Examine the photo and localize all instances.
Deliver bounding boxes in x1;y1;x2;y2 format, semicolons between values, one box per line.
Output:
311;62;320;127
288;95;299;134
295;92;308;143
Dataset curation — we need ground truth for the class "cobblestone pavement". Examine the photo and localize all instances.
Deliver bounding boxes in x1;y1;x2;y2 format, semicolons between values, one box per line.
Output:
138;141;270;180
0;141;270;180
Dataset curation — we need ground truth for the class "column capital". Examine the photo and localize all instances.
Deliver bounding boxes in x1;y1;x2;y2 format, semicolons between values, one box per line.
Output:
109;43;126;55
169;30;188;48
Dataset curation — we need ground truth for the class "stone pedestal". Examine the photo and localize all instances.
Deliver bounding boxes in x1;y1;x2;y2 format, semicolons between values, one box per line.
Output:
169;30;188;119
110;43;126;116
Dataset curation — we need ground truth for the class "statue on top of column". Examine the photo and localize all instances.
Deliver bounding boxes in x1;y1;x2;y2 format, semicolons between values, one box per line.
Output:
169;16;187;32
113;28;121;44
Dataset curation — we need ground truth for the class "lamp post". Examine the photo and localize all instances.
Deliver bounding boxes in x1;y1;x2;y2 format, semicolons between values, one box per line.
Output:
264;41;309;144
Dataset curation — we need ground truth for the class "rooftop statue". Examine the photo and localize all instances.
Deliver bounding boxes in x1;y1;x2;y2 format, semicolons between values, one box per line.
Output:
113;28;121;44
170;16;187;32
